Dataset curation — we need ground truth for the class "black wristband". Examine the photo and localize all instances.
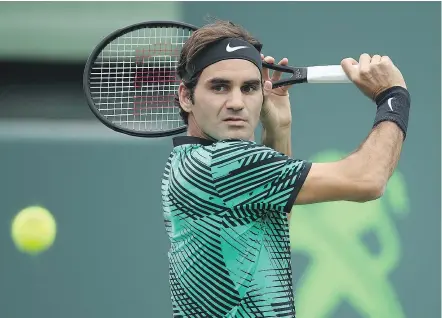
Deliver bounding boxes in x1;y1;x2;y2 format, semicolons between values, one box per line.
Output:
373;86;411;140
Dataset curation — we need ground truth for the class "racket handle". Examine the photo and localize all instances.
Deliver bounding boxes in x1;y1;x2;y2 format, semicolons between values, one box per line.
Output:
306;65;355;83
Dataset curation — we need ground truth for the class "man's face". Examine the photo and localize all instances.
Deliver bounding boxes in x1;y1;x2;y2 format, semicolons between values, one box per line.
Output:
180;59;263;140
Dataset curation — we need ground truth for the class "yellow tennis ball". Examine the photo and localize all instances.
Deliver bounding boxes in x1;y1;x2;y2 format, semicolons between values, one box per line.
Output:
11;206;57;254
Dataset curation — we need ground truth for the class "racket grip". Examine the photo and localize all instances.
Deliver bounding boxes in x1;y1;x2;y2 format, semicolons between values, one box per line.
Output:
306;65;354;83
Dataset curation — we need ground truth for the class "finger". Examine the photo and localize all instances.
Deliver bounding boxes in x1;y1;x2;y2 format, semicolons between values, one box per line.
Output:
262;80;273;99
380;55;392;67
359;53;372;74
263;55;275;65
381;55;391;63
262;55;275;81
262;67;270;82
341;57;359;80
371;54;381;64
264;80;272;91
271;57;288;82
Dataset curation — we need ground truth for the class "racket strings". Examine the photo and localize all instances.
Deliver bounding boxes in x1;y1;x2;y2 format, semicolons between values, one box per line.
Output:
89;26;192;132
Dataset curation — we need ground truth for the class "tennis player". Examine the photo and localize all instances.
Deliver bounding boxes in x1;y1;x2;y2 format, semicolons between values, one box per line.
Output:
162;20;410;317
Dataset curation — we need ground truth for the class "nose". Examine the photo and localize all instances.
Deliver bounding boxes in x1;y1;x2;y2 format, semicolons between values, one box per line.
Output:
225;88;245;111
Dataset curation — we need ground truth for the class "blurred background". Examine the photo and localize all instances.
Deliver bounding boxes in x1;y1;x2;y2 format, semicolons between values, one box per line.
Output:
0;2;440;318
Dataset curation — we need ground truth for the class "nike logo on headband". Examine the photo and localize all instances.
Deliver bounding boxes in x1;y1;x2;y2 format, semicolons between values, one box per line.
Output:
226;43;249;52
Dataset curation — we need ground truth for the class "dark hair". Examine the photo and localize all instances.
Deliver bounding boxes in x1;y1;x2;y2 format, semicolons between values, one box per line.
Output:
174;20;262;125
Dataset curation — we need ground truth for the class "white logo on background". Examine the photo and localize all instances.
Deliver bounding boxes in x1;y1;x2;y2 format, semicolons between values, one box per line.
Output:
226;43;248;52
387;98;394;111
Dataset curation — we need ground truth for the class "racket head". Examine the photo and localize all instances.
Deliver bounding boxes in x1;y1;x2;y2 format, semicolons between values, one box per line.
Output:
83;20;198;138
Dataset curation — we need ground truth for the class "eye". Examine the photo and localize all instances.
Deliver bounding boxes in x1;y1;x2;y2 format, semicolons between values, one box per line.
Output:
242;84;259;93
212;84;228;92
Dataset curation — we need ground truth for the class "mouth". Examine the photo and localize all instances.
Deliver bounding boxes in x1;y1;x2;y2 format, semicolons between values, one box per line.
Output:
223;118;247;127
223;117;247;122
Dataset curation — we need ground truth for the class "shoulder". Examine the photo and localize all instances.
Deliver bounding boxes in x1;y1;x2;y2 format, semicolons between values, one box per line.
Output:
211;139;288;160
210;139;300;177
169;137;296;170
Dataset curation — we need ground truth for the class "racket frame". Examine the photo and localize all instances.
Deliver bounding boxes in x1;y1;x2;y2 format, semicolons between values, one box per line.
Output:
83;20;198;138
262;62;308;88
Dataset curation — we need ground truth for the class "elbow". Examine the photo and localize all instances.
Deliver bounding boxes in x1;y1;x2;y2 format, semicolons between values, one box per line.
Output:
356;180;386;202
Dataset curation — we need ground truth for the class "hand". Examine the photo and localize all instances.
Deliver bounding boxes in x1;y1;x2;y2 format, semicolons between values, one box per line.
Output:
341;54;407;101
260;54;293;131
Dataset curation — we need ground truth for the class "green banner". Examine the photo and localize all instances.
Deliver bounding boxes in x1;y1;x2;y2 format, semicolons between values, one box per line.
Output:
0;2;183;61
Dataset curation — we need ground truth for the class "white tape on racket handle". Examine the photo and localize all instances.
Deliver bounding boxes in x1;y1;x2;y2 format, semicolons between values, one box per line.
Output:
306;65;355;83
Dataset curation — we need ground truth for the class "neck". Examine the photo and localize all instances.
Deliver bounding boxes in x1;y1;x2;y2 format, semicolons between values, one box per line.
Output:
186;115;216;141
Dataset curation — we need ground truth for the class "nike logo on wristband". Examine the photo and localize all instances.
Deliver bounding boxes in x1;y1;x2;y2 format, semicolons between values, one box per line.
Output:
387;97;394;111
226;43;248;52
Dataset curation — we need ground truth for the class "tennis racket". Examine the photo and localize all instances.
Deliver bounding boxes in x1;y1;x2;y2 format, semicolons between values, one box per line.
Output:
264;64;352;88
83;20;352;138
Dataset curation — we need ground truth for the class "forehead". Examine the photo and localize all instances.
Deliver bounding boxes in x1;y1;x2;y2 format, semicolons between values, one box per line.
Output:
199;59;261;82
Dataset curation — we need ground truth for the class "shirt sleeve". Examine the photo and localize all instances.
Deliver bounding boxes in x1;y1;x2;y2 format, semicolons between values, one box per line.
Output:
210;140;311;213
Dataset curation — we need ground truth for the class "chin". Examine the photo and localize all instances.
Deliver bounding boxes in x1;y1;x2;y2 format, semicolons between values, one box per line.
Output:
218;130;253;141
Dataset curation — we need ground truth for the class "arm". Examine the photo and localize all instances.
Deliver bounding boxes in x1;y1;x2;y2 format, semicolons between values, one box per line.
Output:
261;127;292;157
295;53;410;205
260;54;293;157
296;121;403;204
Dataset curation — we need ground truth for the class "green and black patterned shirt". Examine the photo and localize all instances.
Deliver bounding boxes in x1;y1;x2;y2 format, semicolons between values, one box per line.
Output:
162;137;311;317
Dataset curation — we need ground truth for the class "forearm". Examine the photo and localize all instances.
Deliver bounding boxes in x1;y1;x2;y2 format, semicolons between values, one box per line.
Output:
338;84;410;197
296;56;410;205
342;121;404;193
262;127;292;157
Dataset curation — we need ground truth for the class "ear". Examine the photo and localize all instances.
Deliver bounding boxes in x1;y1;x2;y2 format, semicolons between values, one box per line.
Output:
178;83;193;113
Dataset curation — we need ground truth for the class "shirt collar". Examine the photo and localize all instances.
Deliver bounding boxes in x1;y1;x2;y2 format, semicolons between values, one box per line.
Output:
172;136;215;147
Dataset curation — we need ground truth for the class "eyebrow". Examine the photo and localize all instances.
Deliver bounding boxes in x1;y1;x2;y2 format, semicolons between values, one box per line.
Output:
207;78;262;86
